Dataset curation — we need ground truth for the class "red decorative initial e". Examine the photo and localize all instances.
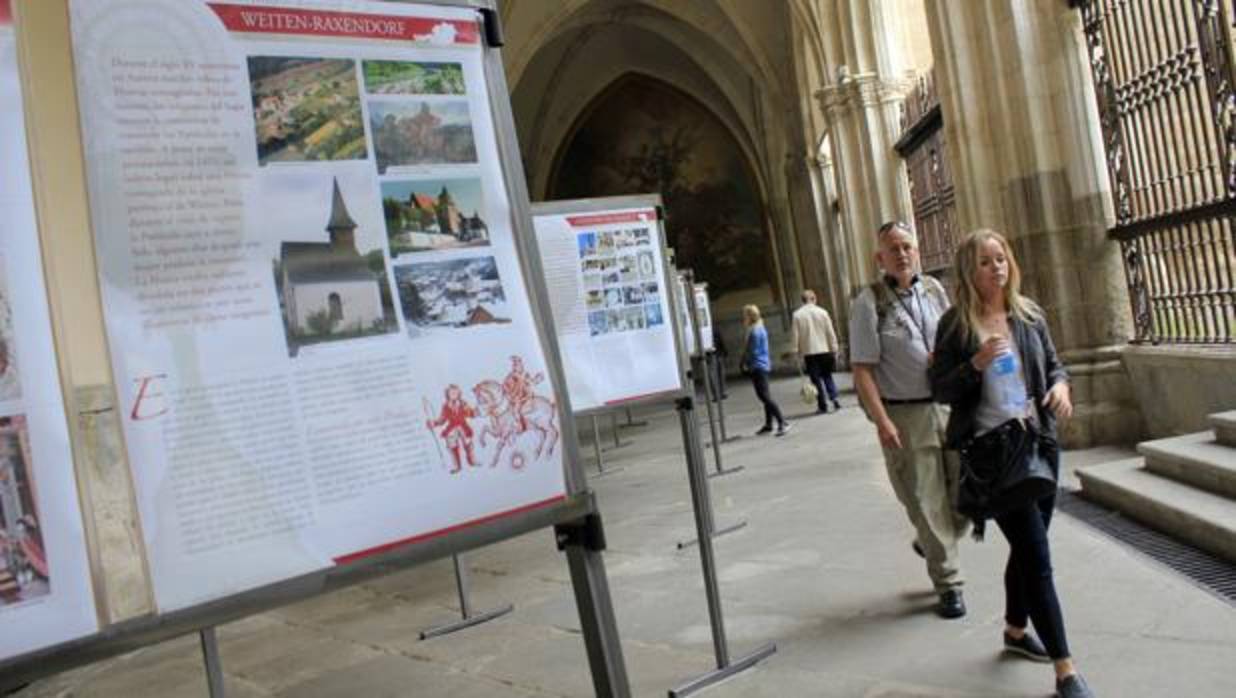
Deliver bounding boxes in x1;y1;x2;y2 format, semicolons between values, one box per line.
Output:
130;374;169;421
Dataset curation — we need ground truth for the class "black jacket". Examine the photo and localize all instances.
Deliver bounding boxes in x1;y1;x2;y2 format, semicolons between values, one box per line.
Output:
929;308;1069;449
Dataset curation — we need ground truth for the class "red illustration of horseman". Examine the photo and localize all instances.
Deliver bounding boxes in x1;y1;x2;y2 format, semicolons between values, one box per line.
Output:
501;355;543;431
427;384;477;473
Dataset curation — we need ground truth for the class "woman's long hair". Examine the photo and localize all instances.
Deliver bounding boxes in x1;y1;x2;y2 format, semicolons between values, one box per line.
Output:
951;229;1042;345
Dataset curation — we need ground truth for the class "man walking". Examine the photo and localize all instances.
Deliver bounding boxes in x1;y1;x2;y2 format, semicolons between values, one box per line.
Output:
849;221;966;619
791;289;841;413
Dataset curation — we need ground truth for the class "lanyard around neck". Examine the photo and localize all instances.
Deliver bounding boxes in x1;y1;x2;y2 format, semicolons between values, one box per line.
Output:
893;286;931;355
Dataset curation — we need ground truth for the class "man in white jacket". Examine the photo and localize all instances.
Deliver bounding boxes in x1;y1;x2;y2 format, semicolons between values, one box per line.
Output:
791;289;841;413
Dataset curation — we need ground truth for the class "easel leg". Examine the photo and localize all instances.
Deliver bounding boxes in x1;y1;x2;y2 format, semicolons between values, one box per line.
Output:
199;627;226;698
556;514;631;698
419;553;514;640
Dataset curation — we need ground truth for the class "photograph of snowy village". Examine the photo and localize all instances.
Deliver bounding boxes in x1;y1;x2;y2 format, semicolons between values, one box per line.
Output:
249;56;368;165
0;416;48;608
578;228;663;337
370;101;477;173
392;256;510;337
362;60;465;96
270;174;399;356
381;178;489;256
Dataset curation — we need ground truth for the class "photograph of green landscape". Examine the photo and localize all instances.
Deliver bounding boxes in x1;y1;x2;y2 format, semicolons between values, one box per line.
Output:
249;56;368;165
363;60;465;95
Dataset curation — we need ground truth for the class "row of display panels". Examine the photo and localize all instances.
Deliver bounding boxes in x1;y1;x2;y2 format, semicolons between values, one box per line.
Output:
0;0;706;667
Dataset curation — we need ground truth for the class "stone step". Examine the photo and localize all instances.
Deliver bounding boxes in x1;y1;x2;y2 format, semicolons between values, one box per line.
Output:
1138;432;1236;499
1077;459;1236;564
1210;410;1236;448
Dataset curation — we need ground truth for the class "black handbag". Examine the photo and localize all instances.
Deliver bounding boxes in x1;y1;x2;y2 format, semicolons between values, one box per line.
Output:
956;419;1057;524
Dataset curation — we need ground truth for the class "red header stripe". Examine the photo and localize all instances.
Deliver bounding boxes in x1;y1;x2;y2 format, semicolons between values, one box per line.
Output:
207;3;478;44
566;210;657;227
0;0;12;26
331;494;567;566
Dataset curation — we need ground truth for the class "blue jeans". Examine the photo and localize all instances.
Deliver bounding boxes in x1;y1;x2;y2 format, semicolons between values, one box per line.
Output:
994;491;1071;659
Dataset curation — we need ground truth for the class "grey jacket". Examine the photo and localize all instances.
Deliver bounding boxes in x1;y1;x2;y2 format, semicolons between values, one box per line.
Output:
929;307;1069;449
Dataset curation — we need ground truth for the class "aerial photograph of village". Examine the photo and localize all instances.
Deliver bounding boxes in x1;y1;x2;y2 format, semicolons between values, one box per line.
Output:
362;60;466;95
381;178;489;256
249;56;368;165
393;256;509;337
370;101;477;173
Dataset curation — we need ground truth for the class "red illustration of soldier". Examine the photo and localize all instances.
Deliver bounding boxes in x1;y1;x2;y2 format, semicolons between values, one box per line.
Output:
424;355;560;473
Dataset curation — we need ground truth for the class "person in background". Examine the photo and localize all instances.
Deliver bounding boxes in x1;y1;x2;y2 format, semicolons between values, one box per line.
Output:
791;289;842;413
849;220;966;619
740;304;790;437
929;229;1092;698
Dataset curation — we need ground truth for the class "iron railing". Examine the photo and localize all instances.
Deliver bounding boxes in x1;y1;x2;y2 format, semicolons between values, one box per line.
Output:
1080;0;1236;343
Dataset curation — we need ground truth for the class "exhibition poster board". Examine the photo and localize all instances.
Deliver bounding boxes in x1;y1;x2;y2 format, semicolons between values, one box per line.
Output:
0;0;100;660
531;197;685;413
70;0;568;612
674;273;715;357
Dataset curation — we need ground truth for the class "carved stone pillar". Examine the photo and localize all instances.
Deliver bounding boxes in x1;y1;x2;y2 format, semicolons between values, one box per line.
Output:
816;72;915;291
924;0;1141;447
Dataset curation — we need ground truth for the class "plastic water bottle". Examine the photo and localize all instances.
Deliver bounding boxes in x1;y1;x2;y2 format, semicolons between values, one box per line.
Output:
990;351;1027;413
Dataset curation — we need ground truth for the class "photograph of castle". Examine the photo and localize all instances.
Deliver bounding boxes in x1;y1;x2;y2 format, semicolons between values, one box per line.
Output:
270;175;398;356
249;57;367;165
362;60;465;95
392;256;509;337
0;416;47;607
370;101;477;173
381;178;489;256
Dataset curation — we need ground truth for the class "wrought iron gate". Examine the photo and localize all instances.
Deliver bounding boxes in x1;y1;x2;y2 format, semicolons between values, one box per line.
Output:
1079;0;1236;343
895;72;958;285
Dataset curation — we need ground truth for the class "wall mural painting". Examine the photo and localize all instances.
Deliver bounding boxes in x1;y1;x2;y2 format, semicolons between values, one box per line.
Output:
549;76;771;303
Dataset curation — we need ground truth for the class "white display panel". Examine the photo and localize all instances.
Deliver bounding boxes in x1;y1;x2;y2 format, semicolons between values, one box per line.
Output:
0;0;100;660
70;0;566;611
674;274;715;357
532;203;683;412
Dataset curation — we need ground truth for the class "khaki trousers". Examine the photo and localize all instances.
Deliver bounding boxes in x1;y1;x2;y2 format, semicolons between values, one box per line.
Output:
881;402;966;591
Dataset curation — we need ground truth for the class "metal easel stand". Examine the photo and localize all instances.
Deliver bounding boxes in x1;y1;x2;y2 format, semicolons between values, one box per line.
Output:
199;627;226;698
670;396;775;697
675;390;747;550
589;415;623;477
618;406;648;429
601;410;630;452
696;355;741;479
706;352;740;445
555;513;632;698
419;553;514;639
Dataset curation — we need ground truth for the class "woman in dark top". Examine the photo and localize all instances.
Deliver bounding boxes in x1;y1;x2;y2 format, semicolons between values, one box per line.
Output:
930;230;1094;698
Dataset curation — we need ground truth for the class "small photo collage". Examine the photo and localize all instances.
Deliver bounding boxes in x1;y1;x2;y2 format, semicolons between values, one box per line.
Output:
578;226;661;337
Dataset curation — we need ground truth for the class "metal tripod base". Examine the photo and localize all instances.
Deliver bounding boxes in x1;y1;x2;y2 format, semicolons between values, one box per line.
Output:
419;603;514;639
706;465;744;478
668;641;777;697
675;520;747;550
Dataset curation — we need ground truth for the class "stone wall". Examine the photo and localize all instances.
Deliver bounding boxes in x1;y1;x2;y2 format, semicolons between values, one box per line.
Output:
1121;347;1236;439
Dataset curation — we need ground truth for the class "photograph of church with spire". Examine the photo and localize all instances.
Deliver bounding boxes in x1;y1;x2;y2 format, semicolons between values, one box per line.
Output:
381;178;489;256
270;175;398;356
249;56;367;165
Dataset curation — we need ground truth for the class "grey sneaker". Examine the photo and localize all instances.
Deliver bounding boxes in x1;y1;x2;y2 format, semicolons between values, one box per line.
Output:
775;422;792;437
1056;673;1095;698
1003;630;1051;663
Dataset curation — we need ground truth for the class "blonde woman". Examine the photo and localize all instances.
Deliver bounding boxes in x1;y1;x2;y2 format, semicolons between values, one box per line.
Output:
929;230;1091;698
740;305;789;436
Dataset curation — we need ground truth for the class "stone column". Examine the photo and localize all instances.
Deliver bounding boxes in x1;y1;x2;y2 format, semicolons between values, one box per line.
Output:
816;72;914;291
812;0;917;292
924;0;1141;447
808;147;855;361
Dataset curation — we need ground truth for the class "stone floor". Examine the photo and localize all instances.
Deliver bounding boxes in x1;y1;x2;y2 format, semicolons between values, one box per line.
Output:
16;374;1236;697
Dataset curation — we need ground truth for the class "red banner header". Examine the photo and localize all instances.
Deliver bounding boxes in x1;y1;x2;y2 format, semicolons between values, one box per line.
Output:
0;0;12;27
207;3;479;44
565;210;657;228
